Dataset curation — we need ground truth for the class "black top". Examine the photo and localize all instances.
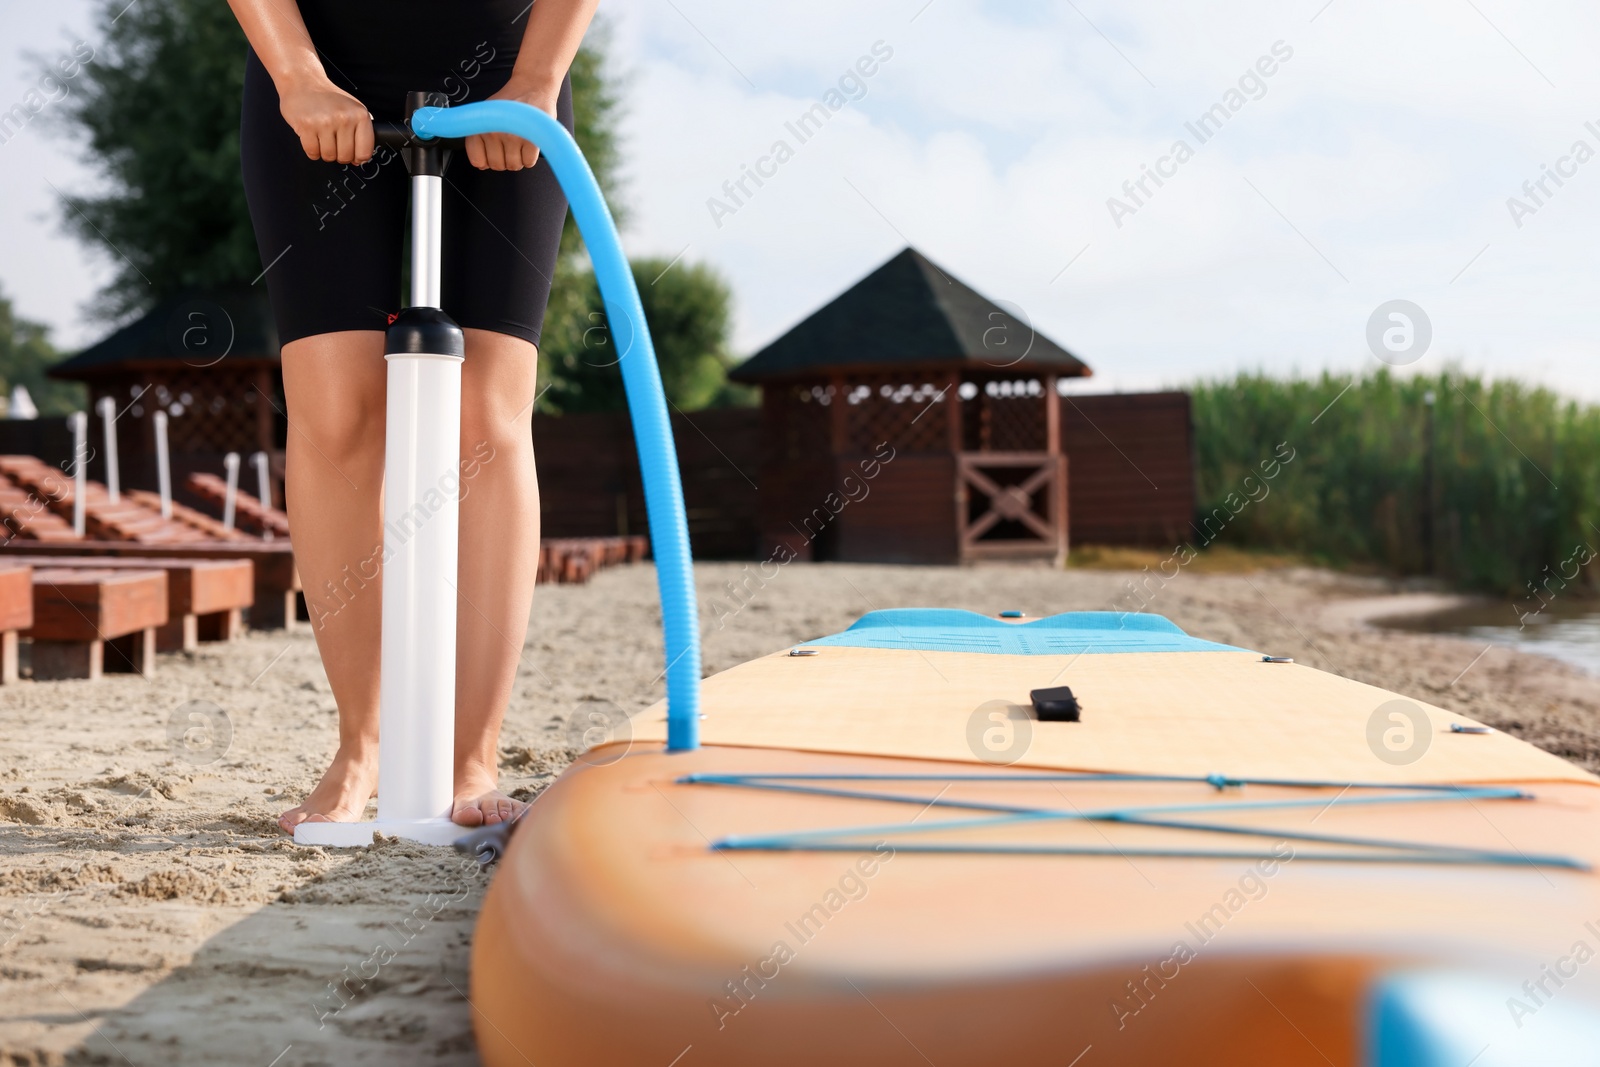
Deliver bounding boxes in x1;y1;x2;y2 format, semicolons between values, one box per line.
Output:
297;0;531;119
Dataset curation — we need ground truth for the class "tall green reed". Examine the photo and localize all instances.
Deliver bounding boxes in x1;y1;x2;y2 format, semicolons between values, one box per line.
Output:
1189;369;1600;594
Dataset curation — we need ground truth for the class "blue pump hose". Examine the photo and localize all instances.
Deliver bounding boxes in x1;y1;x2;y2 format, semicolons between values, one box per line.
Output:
413;101;700;751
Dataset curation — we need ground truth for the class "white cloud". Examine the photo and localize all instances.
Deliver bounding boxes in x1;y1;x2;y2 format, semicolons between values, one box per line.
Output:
1;0;1597;401
606;0;1600;400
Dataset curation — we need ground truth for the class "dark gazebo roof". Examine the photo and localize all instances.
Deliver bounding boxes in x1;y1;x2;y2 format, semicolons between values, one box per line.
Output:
729;247;1090;383
50;291;277;382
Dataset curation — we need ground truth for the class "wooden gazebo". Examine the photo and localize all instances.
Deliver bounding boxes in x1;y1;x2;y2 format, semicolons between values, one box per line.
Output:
731;247;1091;565
49;291;285;505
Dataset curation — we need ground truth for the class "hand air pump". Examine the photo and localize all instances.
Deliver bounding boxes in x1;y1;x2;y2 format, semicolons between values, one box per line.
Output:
295;93;701;848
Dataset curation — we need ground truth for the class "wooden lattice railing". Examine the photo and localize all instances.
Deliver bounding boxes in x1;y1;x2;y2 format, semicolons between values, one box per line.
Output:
955;451;1067;564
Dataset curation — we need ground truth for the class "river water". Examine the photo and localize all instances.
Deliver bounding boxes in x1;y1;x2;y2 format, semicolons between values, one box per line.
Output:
1382;598;1600;676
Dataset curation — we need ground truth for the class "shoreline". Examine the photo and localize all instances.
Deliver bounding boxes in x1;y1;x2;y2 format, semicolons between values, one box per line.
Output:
1317;591;1488;630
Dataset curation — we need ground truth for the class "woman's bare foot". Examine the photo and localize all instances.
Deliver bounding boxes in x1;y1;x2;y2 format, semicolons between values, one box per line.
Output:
278;744;380;835
452;763;525;827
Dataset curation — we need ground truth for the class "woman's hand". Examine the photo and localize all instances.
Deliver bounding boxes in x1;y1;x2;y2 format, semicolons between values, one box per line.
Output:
278;76;374;165
465;81;560;172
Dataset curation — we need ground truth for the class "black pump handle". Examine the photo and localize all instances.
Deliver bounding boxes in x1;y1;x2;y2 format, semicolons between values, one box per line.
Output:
374;91;462;175
372;120;462;151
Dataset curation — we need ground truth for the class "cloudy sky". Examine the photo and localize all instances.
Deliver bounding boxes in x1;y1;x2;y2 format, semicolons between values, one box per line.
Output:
3;0;1598;399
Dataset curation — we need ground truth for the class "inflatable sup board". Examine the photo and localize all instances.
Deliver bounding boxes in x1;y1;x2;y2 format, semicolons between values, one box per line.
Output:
473;610;1600;1067
383;93;1600;1067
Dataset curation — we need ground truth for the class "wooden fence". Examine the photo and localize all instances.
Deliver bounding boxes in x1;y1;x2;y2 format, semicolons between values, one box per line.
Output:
0;391;1193;562
1060;391;1195;547
534;408;762;559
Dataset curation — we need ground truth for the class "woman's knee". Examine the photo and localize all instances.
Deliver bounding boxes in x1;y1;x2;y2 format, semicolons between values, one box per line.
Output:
460;403;537;464
460;329;539;435
281;332;387;470
459;412;531;478
292;399;386;471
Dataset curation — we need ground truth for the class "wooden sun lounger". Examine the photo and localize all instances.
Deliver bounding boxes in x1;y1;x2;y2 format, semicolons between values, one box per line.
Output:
0;541;300;631
537;536;649;584
0;455;210;544
2;555;253;652
186;472;290;538
1;526;639;633
0;480;78;542
27;567;168;679
0;565;33;684
125;490;255;543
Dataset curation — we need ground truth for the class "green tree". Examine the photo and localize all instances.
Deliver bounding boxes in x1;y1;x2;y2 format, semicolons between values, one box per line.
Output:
539;257;749;414
559;22;625;252
0;289;83;416
540;24;745;412
58;0;257;316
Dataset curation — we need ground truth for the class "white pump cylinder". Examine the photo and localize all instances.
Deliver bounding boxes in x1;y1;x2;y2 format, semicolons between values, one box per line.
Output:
377;168;460;831
376;349;461;825
295;166;464;848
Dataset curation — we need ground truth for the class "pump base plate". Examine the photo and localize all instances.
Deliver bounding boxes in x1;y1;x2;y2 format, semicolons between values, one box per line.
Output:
293;817;463;848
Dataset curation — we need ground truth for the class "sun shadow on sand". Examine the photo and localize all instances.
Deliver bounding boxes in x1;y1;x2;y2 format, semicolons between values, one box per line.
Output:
42;838;494;1067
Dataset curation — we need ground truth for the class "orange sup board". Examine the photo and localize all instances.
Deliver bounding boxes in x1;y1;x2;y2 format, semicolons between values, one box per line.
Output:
471;610;1600;1066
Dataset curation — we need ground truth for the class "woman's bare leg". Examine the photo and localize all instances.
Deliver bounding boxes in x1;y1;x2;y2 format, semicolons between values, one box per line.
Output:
276;331;388;833
273;326;537;831
451;327;541;826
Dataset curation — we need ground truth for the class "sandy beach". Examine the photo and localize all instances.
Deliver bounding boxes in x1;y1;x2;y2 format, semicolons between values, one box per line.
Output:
2;559;1597;1066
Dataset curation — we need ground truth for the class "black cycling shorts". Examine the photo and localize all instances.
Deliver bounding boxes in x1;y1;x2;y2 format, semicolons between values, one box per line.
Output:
239;0;573;348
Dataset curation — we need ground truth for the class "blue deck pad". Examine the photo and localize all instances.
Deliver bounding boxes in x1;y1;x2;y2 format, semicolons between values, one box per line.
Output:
804;609;1251;656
